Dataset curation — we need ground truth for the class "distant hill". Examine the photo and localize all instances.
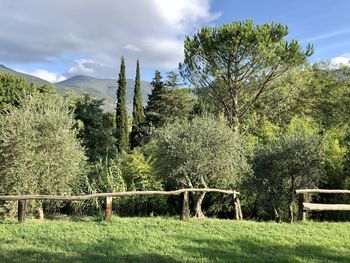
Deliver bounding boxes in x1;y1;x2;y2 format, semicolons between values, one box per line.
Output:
0;65;153;112
0;64;50;86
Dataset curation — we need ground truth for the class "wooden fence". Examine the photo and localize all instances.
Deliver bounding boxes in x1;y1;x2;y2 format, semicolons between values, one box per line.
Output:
0;188;242;223
296;189;350;222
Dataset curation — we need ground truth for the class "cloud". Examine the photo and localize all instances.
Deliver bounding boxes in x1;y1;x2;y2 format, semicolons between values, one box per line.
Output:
123;44;142;52
67;59;100;77
330;54;350;67
0;0;219;78
16;69;66;83
302;27;350;43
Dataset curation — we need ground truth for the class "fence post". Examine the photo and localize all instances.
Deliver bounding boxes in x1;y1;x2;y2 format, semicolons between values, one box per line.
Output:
105;196;113;223
18;200;26;224
233;192;239;220
297;193;307;222
181;191;190;220
236;196;243;220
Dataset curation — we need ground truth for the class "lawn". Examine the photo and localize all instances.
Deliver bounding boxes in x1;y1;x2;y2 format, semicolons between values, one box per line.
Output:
0;217;349;262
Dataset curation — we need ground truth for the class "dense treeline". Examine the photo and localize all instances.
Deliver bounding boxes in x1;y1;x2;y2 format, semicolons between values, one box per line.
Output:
0;20;349;222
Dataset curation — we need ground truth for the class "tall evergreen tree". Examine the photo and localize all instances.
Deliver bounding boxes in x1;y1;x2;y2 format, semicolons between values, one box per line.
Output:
115;57;128;152
130;60;145;149
144;70;167;131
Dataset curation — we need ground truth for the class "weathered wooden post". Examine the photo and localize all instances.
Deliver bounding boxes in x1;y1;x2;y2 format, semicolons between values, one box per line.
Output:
233;192;239;220
297;193;307;222
105;196;113;223
18;199;26;224
236;195;243;220
180;191;190;220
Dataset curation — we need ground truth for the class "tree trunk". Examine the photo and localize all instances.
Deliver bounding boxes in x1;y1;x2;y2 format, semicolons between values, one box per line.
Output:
232;88;239;133
289;203;294;223
274;207;281;223
194;192;206;218
35;205;44;220
289;176;295;223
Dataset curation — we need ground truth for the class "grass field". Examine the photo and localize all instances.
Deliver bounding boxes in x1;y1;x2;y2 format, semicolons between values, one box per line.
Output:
0;217;349;263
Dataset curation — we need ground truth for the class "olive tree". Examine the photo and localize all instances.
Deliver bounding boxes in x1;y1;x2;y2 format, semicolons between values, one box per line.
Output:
180;20;313;132
152;115;251;218
244;117;323;222
0;93;86;217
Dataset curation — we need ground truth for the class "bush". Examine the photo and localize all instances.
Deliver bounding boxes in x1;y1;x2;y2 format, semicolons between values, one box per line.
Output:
0;93;87;217
243;117;323;222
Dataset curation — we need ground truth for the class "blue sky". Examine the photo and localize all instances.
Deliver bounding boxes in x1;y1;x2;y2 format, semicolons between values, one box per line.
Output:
1;0;349;82
211;0;350;62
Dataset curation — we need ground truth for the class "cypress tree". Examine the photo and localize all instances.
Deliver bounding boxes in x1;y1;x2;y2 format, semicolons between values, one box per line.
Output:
115;57;128;152
130;60;145;149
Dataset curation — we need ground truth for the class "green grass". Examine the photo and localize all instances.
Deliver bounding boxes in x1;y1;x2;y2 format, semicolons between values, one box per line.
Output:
0;217;349;263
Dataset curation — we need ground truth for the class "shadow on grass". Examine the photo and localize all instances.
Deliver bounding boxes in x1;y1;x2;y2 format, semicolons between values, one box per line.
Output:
180;237;350;263
0;230;349;262
0;237;180;263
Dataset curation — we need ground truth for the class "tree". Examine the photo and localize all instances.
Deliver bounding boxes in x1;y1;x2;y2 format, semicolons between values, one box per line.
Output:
74;94;117;162
180;19;313;132
0;73;35;112
0;93;86;217
152;115;251;218
115;57;129;152
120;150;164;216
144;70;167;131
143;71;196;140
244;117;323;222
130;60;145;149
165;71;183;89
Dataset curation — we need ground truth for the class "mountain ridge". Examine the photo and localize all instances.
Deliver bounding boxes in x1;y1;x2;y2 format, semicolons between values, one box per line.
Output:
0;65;152;112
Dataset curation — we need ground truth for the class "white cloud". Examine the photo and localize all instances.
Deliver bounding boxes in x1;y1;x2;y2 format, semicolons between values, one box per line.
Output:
0;0;219;78
16;69;66;83
303;27;350;43
330;54;350;67
67;59;99;76
123;44;142;52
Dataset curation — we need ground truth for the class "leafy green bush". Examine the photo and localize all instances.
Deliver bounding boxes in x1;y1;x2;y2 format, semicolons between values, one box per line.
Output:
243;117;323;222
0;93;86;218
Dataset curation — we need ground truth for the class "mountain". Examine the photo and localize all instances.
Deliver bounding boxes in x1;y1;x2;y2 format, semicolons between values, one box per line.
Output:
0;65;152;112
0;64;51;86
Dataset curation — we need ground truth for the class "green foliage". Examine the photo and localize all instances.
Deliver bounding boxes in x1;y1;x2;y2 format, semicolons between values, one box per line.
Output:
121;150;160;191
244;117;323;221
130;60;145;149
0;93;86;216
143;71;196;142
74;94;117;162
144;70;167;131
120;150;165;216
152;115;251;189
72;158;125;215
0;73;35;111
295;64;350;129
115;57;129;152
180;19;313;130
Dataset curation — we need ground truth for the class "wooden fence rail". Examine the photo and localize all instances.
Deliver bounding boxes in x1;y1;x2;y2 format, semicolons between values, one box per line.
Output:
0;188;242;223
296;189;350;222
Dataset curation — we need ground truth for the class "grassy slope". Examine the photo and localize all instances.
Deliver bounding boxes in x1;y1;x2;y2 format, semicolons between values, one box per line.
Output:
0;218;349;263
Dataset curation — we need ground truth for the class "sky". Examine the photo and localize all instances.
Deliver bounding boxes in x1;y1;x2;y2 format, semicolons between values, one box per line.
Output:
0;0;350;82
